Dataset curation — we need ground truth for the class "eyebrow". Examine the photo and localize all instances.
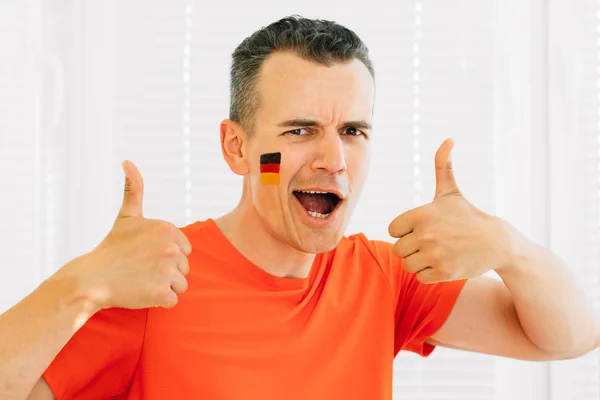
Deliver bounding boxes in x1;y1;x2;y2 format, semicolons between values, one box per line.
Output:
276;118;372;131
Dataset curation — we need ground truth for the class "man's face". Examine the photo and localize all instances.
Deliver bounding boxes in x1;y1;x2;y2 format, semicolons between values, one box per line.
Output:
243;51;374;253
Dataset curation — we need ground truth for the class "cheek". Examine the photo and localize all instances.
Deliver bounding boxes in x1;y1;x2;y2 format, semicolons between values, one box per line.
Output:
345;143;370;184
250;150;298;210
251;176;284;220
276;149;306;189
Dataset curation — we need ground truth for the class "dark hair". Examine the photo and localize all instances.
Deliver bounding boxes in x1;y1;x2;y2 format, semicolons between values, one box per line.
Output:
229;15;375;135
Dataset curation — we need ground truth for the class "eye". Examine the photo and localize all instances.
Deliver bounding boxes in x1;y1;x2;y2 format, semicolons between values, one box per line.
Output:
342;126;366;137
288;128;310;136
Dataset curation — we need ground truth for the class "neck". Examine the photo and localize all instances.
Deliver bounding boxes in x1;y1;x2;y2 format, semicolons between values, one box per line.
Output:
213;182;316;279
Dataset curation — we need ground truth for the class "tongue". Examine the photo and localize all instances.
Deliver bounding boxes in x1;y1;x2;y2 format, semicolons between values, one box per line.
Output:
294;192;333;214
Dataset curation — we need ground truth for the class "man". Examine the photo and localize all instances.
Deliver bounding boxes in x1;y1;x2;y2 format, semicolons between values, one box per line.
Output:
1;15;599;400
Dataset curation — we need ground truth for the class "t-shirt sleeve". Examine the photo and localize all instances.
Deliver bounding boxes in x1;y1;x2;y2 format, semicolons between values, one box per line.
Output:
368;239;467;357
42;307;148;399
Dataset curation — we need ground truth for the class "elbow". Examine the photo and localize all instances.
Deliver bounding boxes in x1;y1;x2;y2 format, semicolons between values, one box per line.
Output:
533;325;600;361
549;334;600;361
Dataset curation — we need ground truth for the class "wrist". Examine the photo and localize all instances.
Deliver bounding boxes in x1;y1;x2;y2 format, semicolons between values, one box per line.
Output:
493;219;539;278
48;253;107;315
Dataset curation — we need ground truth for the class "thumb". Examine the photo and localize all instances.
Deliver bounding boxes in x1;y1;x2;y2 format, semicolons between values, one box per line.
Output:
434;138;461;198
118;160;144;218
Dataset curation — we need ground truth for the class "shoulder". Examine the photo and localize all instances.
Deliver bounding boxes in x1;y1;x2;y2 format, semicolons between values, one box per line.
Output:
335;231;395;259
179;218;214;237
178;218;221;251
332;232;399;275
333;233;410;297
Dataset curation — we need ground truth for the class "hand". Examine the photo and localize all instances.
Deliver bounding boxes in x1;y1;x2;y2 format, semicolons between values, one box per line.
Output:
388;138;519;284
57;161;193;310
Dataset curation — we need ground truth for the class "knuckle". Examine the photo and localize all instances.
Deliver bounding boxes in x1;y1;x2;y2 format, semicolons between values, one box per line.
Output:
179;278;189;293
183;238;193;255
157;263;176;280
156;221;176;237
420;229;436;243
429;249;443;265
163;294;178;309
180;258;190;276
155;285;172;302
162;243;179;258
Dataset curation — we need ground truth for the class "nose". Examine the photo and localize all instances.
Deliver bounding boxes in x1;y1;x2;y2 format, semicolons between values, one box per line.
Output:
311;130;347;174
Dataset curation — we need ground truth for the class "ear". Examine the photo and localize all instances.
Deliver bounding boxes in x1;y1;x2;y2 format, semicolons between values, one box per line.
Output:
220;119;250;176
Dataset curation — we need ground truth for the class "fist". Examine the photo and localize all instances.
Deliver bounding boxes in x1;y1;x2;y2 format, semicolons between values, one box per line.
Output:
388;139;517;284
61;161;192;310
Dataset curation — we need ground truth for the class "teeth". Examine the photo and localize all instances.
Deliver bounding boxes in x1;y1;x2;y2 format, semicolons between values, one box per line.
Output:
299;190;329;194
307;210;330;219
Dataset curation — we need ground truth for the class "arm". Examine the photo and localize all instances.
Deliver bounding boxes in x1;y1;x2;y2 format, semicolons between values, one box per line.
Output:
1;161;191;399
428;244;600;361
389;139;600;361
0;257;99;399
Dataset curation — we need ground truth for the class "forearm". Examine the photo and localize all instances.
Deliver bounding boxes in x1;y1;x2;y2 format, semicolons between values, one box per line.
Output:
0;257;100;398
496;239;600;358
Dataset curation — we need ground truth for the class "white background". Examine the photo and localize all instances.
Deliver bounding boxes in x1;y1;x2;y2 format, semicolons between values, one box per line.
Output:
0;0;598;399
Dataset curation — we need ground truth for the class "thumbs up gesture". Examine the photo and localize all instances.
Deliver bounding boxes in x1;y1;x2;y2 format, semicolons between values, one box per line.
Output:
388;139;519;284
58;161;193;310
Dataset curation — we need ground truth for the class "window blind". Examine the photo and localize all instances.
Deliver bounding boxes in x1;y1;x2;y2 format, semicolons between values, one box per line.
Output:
5;1;598;399
548;0;600;398
0;0;43;312
354;2;498;399
107;1;499;399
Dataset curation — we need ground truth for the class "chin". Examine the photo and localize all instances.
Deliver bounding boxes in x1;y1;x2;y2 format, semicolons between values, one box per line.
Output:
293;226;346;254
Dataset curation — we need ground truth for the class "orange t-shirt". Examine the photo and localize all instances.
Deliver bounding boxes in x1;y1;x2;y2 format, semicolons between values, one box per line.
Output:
43;219;466;399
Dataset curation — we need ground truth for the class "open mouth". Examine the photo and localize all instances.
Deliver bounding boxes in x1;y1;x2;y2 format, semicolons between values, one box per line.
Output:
293;190;342;219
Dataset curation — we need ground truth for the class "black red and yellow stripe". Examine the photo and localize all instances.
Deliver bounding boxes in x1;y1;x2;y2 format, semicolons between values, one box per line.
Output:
260;152;281;185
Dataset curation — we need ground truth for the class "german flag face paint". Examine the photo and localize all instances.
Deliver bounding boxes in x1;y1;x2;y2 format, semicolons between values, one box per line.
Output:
260;152;281;186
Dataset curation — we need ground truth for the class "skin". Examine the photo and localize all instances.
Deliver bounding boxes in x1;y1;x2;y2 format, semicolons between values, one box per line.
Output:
218;50;600;361
218;51;600;360
1;50;598;399
217;51;374;279
391;140;600;359
1;162;192;400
